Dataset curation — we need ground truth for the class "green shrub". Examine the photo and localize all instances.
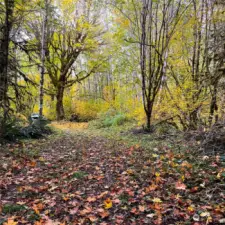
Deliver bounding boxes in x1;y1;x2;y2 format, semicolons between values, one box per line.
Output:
3;116;26;141
155;122;178;135
102;113;128;127
3;115;52;141
113;114;129;126
20;123;52;139
90;109;130;128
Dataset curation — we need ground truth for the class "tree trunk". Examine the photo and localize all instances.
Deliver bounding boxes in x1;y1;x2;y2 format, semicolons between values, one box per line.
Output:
209;85;218;126
39;0;49;118
56;85;65;120
0;0;14;136
189;109;198;130
145;101;153;131
146;113;151;130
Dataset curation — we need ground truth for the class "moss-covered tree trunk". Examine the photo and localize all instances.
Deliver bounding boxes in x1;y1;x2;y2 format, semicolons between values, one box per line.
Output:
0;0;14;137
56;84;65;120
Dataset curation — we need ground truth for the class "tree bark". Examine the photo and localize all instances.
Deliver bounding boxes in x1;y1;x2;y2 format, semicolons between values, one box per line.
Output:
146;112;151;130
56;85;65;120
209;84;218;126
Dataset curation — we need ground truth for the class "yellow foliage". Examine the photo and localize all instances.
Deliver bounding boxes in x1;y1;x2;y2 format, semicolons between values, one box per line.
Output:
74;100;109;121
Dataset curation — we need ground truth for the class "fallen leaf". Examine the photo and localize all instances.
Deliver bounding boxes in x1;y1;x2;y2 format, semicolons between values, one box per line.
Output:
146;184;157;193
181;161;192;168
219;218;225;223
39;157;45;162
113;199;120;204
146;213;155;218
200;211;210;217
69;207;79;215
98;209;109;218
28;161;37;167
152;198;162;203
190;187;199;193
80;206;92;216
4;218;18;225
138;205;145;212
88;215;98;222
175;181;186;190
130;207;138;214
87;196;97;202
34;221;43;225
188;205;195;213
155;172;160;177
104;198;112;209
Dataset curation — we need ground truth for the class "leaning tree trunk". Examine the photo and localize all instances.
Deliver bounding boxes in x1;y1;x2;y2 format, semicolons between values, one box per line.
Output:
56;84;65;120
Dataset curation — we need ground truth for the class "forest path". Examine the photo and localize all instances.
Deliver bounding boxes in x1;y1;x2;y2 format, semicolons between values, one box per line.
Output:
0;123;225;224
1;127;157;224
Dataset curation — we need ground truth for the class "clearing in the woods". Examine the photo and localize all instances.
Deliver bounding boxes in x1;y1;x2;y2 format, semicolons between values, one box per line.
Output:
0;123;225;225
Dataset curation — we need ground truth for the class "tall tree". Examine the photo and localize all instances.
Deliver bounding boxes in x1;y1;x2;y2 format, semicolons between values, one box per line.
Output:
39;0;49;118
0;0;14;136
207;0;225;126
137;0;187;130
45;0;106;120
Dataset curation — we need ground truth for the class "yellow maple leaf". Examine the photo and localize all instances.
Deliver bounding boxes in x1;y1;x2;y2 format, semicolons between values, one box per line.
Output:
39;157;45;162
127;169;134;175
181;175;185;181
175;194;182;200
217;173;221;179
155;172;160;177
188;205;195;212
152;198;162;203
104;198;113;209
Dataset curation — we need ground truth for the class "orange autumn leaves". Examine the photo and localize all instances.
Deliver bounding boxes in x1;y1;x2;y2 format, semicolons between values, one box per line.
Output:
3;218;18;225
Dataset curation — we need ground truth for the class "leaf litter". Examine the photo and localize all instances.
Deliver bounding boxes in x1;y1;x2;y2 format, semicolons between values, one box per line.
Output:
0;131;225;224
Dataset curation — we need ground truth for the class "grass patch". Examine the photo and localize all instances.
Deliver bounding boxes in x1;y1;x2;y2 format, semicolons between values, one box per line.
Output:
88;121;182;152
119;193;130;204
13;147;40;159
71;171;88;179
